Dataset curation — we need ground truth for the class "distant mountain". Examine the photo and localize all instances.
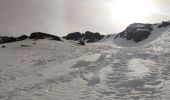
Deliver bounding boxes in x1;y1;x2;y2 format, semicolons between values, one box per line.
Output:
1;20;170;100
0;21;170;46
0;31;104;44
102;21;170;46
113;21;170;42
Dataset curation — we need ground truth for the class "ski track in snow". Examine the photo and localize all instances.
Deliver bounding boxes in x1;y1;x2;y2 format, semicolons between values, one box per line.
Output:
1;28;170;100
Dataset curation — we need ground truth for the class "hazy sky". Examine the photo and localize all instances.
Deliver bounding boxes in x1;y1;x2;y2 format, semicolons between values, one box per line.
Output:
0;0;170;36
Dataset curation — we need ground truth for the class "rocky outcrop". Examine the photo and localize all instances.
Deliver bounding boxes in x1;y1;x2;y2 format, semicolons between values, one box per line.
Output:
0;36;17;44
1;20;169;44
0;35;29;44
0;32;62;44
158;21;170;28
63;31;104;43
16;35;29;41
83;31;104;43
115;23;153;42
29;32;62;41
64;32;82;41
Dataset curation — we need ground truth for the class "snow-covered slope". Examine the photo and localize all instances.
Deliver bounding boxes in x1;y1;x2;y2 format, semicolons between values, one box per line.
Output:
102;21;170;47
1;21;170;100
0;39;114;100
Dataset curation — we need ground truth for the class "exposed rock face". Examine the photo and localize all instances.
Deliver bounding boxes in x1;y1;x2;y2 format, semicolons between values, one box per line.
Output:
0;32;62;44
64;32;82;41
158;21;170;28
64;31;104;43
83;31;104;43
115;23;153;42
0;35;29;44
0;36;17;44
29;32;62;41
133;29;151;42
0;21;169;44
16;35;29;41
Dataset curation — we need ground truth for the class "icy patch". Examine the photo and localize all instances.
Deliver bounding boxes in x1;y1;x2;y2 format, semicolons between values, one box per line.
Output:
128;58;156;78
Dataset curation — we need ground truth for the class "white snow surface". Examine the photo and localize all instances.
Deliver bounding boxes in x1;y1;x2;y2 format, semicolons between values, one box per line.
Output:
1;25;170;100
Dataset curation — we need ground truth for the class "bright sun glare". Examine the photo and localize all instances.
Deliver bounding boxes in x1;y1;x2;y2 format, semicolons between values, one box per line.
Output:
111;0;155;25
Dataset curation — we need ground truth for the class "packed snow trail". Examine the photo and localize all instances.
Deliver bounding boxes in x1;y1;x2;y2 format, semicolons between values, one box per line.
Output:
1;28;170;100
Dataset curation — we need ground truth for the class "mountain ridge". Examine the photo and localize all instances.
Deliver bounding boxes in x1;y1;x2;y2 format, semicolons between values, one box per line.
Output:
1;21;170;100
0;21;170;45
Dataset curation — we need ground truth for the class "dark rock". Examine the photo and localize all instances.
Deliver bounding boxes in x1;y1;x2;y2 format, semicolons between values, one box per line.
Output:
33;43;36;44
0;35;29;44
114;35;118;39
158;21;170;28
115;23;152;42
82;31;104;43
29;32;62;41
133;29;151;42
63;32;82;41
20;45;31;47
64;31;104;43
78;40;85;46
106;35;111;38
17;35;28;41
0;36;17;44
1;45;5;48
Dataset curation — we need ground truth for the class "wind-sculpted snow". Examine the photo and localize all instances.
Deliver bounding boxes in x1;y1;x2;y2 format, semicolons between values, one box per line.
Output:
1;28;170;100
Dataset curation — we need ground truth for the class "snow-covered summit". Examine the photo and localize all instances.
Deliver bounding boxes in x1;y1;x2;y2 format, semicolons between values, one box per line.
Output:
1;21;170;47
102;21;170;47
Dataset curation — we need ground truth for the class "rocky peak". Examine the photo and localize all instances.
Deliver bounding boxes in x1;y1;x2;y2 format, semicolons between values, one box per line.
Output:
115;23;153;42
29;32;62;41
64;31;104;43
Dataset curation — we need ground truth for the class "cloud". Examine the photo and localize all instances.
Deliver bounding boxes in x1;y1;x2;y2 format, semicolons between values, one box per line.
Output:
0;0;169;36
